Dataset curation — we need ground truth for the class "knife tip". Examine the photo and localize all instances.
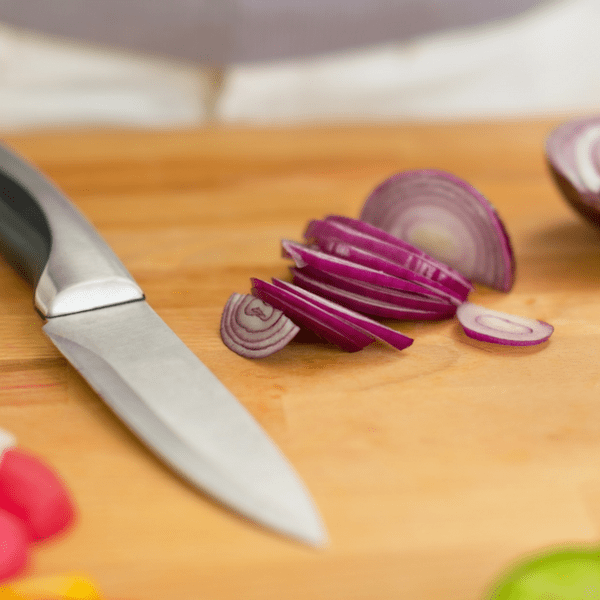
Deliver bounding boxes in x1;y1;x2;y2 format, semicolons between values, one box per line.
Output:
276;502;329;549
297;520;329;549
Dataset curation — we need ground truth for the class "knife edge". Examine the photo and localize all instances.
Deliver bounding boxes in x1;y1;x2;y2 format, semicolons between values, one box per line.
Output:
43;301;327;546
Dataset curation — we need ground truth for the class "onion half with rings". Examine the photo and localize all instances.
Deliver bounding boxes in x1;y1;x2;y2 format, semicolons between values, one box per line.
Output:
359;170;515;292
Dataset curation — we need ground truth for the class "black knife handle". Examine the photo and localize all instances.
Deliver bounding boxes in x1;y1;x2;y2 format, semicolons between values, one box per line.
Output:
0;168;51;285
0;144;144;318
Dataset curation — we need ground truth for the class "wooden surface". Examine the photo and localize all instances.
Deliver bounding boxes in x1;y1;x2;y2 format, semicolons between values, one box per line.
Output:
1;120;600;599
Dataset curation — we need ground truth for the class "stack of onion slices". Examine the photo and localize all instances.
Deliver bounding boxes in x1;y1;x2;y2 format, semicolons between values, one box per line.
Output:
221;172;554;358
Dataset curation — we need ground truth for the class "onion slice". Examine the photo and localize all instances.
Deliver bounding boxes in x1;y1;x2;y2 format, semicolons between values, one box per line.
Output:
291;266;455;312
251;279;374;352
252;278;413;351
291;267;456;320
546;116;600;227
220;293;300;358
270;278;413;351
282;239;460;304
456;302;554;346
359;169;515;292
305;216;473;299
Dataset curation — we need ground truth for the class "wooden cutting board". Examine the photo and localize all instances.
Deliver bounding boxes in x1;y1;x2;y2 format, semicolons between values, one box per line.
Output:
1;120;599;600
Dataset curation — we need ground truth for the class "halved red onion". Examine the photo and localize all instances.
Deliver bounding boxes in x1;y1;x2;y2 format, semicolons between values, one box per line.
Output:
281;239;460;304
546;116;600;227
270;278;413;351
456;302;554;346
220;293;300;358
251;279;374;352
291;267;455;320
305;216;473;299
359;170;515;292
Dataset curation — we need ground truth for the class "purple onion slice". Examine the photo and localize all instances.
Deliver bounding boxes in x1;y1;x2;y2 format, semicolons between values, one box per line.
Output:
546;116;600;227
251;278;374;352
307;237;464;303
359;170;515;292
220;293;300;358
270;278;413;351
305;216;473;299
456;302;554;346
290;266;455;312
281;239;458;304
291;267;456;320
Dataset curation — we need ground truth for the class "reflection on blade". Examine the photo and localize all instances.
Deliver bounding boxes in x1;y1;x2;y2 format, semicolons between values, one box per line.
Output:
43;301;326;546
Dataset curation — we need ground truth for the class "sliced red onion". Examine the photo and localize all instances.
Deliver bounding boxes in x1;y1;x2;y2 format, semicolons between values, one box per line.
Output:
281;239;460;304
291;267;456;320
305;216;473;299
290;265;455;312
304;230;466;303
270;278;413;351
251;279;374;352
546;116;600;227
309;237;464;304
220;293;300;358
359;170;515;292
456;302;554;346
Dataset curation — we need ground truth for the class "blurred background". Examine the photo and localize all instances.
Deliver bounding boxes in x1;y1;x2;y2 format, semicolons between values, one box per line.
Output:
0;0;597;130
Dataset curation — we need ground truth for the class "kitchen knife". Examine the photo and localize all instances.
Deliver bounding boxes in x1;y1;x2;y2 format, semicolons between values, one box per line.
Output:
0;143;326;546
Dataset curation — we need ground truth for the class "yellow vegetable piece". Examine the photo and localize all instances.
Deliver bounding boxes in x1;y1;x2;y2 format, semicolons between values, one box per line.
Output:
0;589;24;600
1;574;102;599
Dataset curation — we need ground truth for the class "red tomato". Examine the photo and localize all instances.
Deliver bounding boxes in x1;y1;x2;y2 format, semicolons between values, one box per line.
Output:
0;449;75;541
0;508;28;581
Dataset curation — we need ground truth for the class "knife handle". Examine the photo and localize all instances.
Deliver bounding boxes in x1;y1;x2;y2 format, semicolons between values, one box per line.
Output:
0;144;143;318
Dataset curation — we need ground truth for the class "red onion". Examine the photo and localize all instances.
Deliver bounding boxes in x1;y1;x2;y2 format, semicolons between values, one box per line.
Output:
251;279;374;352
359;170;515;292
456;302;554;346
281;239;460;304
291;265;455;311
546;116;600;227
220;163;554;355
291;267;456;320
220;293;300;358
305;216;473;300
252;278;413;351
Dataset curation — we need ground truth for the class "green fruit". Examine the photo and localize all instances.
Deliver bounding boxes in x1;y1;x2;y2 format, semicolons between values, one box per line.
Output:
488;548;600;599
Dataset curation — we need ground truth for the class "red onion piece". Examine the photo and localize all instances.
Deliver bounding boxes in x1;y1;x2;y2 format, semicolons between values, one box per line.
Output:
282;239;459;304
305;216;473;299
251;279;374;352
220;293;300;358
270;278;413;351
456;302;554;346
359;170;515;292
291;265;455;312
308;237;464;303
291;267;456;320
546;116;600;227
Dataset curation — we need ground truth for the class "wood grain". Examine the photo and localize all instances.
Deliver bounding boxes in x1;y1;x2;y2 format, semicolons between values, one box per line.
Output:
1;120;599;599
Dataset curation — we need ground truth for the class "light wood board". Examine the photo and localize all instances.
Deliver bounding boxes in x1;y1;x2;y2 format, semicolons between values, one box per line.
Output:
1;120;599;599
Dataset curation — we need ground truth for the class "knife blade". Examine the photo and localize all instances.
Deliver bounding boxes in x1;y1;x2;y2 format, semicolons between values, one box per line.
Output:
0;142;326;546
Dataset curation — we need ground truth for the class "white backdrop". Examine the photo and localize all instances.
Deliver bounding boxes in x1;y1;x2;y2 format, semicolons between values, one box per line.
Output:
0;0;597;129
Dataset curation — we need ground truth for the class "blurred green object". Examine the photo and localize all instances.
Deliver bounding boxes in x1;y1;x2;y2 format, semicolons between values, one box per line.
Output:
487;548;600;599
